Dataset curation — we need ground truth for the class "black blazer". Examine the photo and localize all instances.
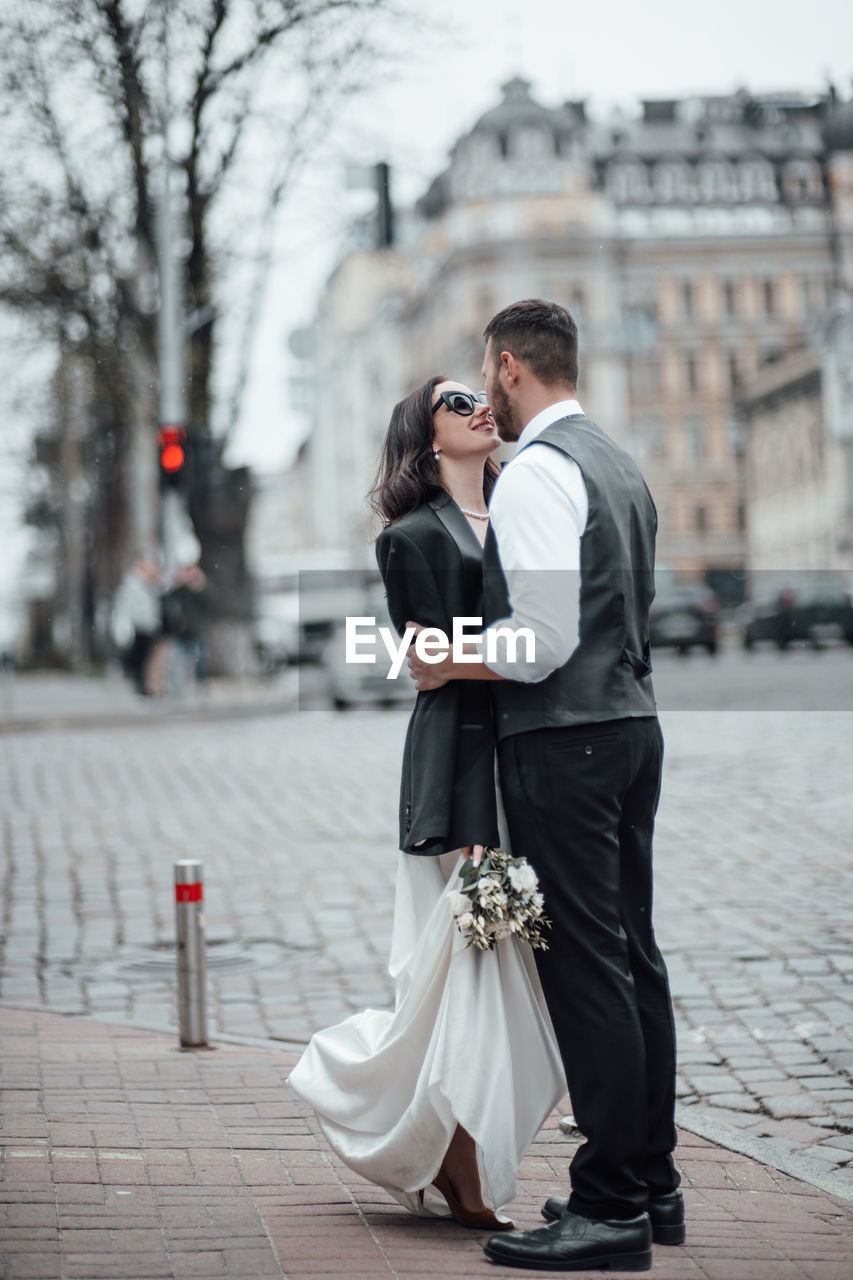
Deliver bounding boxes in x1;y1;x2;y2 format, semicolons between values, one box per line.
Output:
376;493;500;855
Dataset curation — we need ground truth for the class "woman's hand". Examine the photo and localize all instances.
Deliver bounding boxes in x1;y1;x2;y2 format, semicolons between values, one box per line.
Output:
460;844;485;868
405;621;452;691
405;620;504;689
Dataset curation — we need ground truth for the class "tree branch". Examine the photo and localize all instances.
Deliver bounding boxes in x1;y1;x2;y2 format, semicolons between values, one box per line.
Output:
97;0;153;245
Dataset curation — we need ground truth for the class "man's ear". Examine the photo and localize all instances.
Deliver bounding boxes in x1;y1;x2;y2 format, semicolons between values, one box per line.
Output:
501;350;520;386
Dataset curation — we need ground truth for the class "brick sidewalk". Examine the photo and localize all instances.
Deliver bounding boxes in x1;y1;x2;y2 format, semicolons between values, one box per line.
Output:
2;1008;852;1280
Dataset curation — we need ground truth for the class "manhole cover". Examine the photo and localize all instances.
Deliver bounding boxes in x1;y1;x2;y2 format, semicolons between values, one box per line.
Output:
62;937;317;983
120;940;260;978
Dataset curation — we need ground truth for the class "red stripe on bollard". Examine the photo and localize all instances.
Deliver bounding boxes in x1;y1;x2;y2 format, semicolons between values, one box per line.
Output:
175;883;203;903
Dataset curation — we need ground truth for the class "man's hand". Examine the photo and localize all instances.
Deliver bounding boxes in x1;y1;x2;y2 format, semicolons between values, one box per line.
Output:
460;843;485;868
405;622;452;691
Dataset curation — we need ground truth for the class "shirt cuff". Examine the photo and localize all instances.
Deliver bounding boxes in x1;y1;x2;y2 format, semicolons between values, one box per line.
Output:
481;618;561;683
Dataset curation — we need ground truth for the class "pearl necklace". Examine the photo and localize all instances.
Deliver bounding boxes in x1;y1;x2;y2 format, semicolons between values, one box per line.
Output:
459;507;490;520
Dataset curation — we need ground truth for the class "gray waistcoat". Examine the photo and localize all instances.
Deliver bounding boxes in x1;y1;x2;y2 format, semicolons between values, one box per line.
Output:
482;415;658;741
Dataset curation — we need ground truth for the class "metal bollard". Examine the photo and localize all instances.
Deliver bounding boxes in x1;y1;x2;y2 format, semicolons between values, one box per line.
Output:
174;860;208;1048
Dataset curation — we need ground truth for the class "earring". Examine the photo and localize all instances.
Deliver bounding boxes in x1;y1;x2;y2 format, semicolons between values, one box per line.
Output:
433;450;440;459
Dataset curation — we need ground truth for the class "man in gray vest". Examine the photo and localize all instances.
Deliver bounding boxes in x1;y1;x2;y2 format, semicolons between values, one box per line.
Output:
408;299;681;1271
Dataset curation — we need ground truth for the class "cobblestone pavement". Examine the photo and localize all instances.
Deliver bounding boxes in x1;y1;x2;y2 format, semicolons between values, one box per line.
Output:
3;1009;853;1280
1;653;852;1197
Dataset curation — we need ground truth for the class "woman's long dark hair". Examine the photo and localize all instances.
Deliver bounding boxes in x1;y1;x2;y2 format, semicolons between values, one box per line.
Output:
367;374;500;527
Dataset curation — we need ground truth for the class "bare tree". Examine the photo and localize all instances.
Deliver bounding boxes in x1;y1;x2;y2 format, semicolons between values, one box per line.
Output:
0;0;397;666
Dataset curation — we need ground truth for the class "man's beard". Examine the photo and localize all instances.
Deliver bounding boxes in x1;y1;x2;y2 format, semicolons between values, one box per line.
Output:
489;382;523;442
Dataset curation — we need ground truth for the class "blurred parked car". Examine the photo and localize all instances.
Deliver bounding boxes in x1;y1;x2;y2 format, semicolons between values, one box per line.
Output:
649;573;719;655
320;591;416;710
253;553;373;672
740;571;853;650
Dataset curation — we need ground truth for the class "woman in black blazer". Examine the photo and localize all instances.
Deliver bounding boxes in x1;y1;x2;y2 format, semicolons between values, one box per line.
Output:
375;467;500;858
289;377;565;1234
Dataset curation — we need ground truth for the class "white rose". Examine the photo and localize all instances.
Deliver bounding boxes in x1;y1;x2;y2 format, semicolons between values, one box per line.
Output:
507;861;539;894
457;911;474;931
448;890;470;917
478;875;502;897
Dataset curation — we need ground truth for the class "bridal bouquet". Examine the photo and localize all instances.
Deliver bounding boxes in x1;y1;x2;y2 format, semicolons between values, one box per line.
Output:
449;847;550;952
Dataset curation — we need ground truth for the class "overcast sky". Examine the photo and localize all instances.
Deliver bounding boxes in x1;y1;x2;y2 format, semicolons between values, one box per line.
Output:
223;0;853;473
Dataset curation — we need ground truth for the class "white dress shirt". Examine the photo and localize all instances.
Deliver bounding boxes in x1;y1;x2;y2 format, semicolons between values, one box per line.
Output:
483;399;588;682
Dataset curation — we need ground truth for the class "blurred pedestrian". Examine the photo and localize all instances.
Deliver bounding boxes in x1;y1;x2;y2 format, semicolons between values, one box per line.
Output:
111;555;163;696
160;563;212;688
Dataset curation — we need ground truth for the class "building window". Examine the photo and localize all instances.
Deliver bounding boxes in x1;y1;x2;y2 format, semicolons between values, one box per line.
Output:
695;505;708;534
783;158;823;202
723;280;738;317
513;125;553;160
799;277;812;316
684;353;699;394
685;413;706;459
727;353;740;390
681;281;694;320
654;161;692;202
763;280;776;316
570;287;584;320
736;503;747;533
698;159;734;202
609;162;650;203
739;158;777;202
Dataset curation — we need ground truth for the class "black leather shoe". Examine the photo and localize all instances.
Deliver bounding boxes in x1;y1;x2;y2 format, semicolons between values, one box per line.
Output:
541;1188;685;1246
483;1210;652;1271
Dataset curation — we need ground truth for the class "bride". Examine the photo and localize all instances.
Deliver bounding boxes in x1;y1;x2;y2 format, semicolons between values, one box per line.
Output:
288;375;566;1229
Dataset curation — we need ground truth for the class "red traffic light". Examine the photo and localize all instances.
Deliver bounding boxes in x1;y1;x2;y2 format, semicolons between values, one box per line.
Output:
158;426;186;478
160;442;185;472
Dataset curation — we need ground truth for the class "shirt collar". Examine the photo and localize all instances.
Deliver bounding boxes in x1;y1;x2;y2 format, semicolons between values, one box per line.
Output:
517;399;583;450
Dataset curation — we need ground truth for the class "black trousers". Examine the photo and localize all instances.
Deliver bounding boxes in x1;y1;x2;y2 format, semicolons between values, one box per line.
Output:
497;716;679;1220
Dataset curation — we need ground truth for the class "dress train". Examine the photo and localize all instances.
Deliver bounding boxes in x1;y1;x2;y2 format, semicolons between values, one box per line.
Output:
288;848;566;1217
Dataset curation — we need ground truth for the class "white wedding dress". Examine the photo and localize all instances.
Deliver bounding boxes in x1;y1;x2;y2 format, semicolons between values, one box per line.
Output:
288;845;567;1217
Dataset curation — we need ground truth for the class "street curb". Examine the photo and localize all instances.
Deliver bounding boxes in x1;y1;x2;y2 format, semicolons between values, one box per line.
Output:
0;696;299;735
4;1003;850;1202
676;1103;853;1201
0;1003;310;1053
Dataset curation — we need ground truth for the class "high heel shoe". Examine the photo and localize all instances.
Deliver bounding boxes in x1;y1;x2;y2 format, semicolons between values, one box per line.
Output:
431;1167;515;1231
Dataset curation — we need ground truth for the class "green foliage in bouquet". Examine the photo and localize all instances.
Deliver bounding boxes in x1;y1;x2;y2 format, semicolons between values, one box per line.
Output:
451;847;550;952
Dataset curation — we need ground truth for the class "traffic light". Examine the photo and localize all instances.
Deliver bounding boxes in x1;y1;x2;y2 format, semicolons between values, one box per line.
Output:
158;426;186;487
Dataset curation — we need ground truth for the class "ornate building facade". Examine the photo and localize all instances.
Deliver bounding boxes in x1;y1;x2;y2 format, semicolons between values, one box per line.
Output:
296;79;853;587
740;296;853;570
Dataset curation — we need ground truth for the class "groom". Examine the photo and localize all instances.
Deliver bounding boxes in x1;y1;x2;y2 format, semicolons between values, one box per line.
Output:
408;299;682;1272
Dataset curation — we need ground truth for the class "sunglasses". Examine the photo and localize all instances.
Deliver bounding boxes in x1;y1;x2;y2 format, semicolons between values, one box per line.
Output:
431;390;489;417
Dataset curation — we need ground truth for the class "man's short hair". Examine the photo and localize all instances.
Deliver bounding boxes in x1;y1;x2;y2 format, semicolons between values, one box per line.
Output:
484;299;578;386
